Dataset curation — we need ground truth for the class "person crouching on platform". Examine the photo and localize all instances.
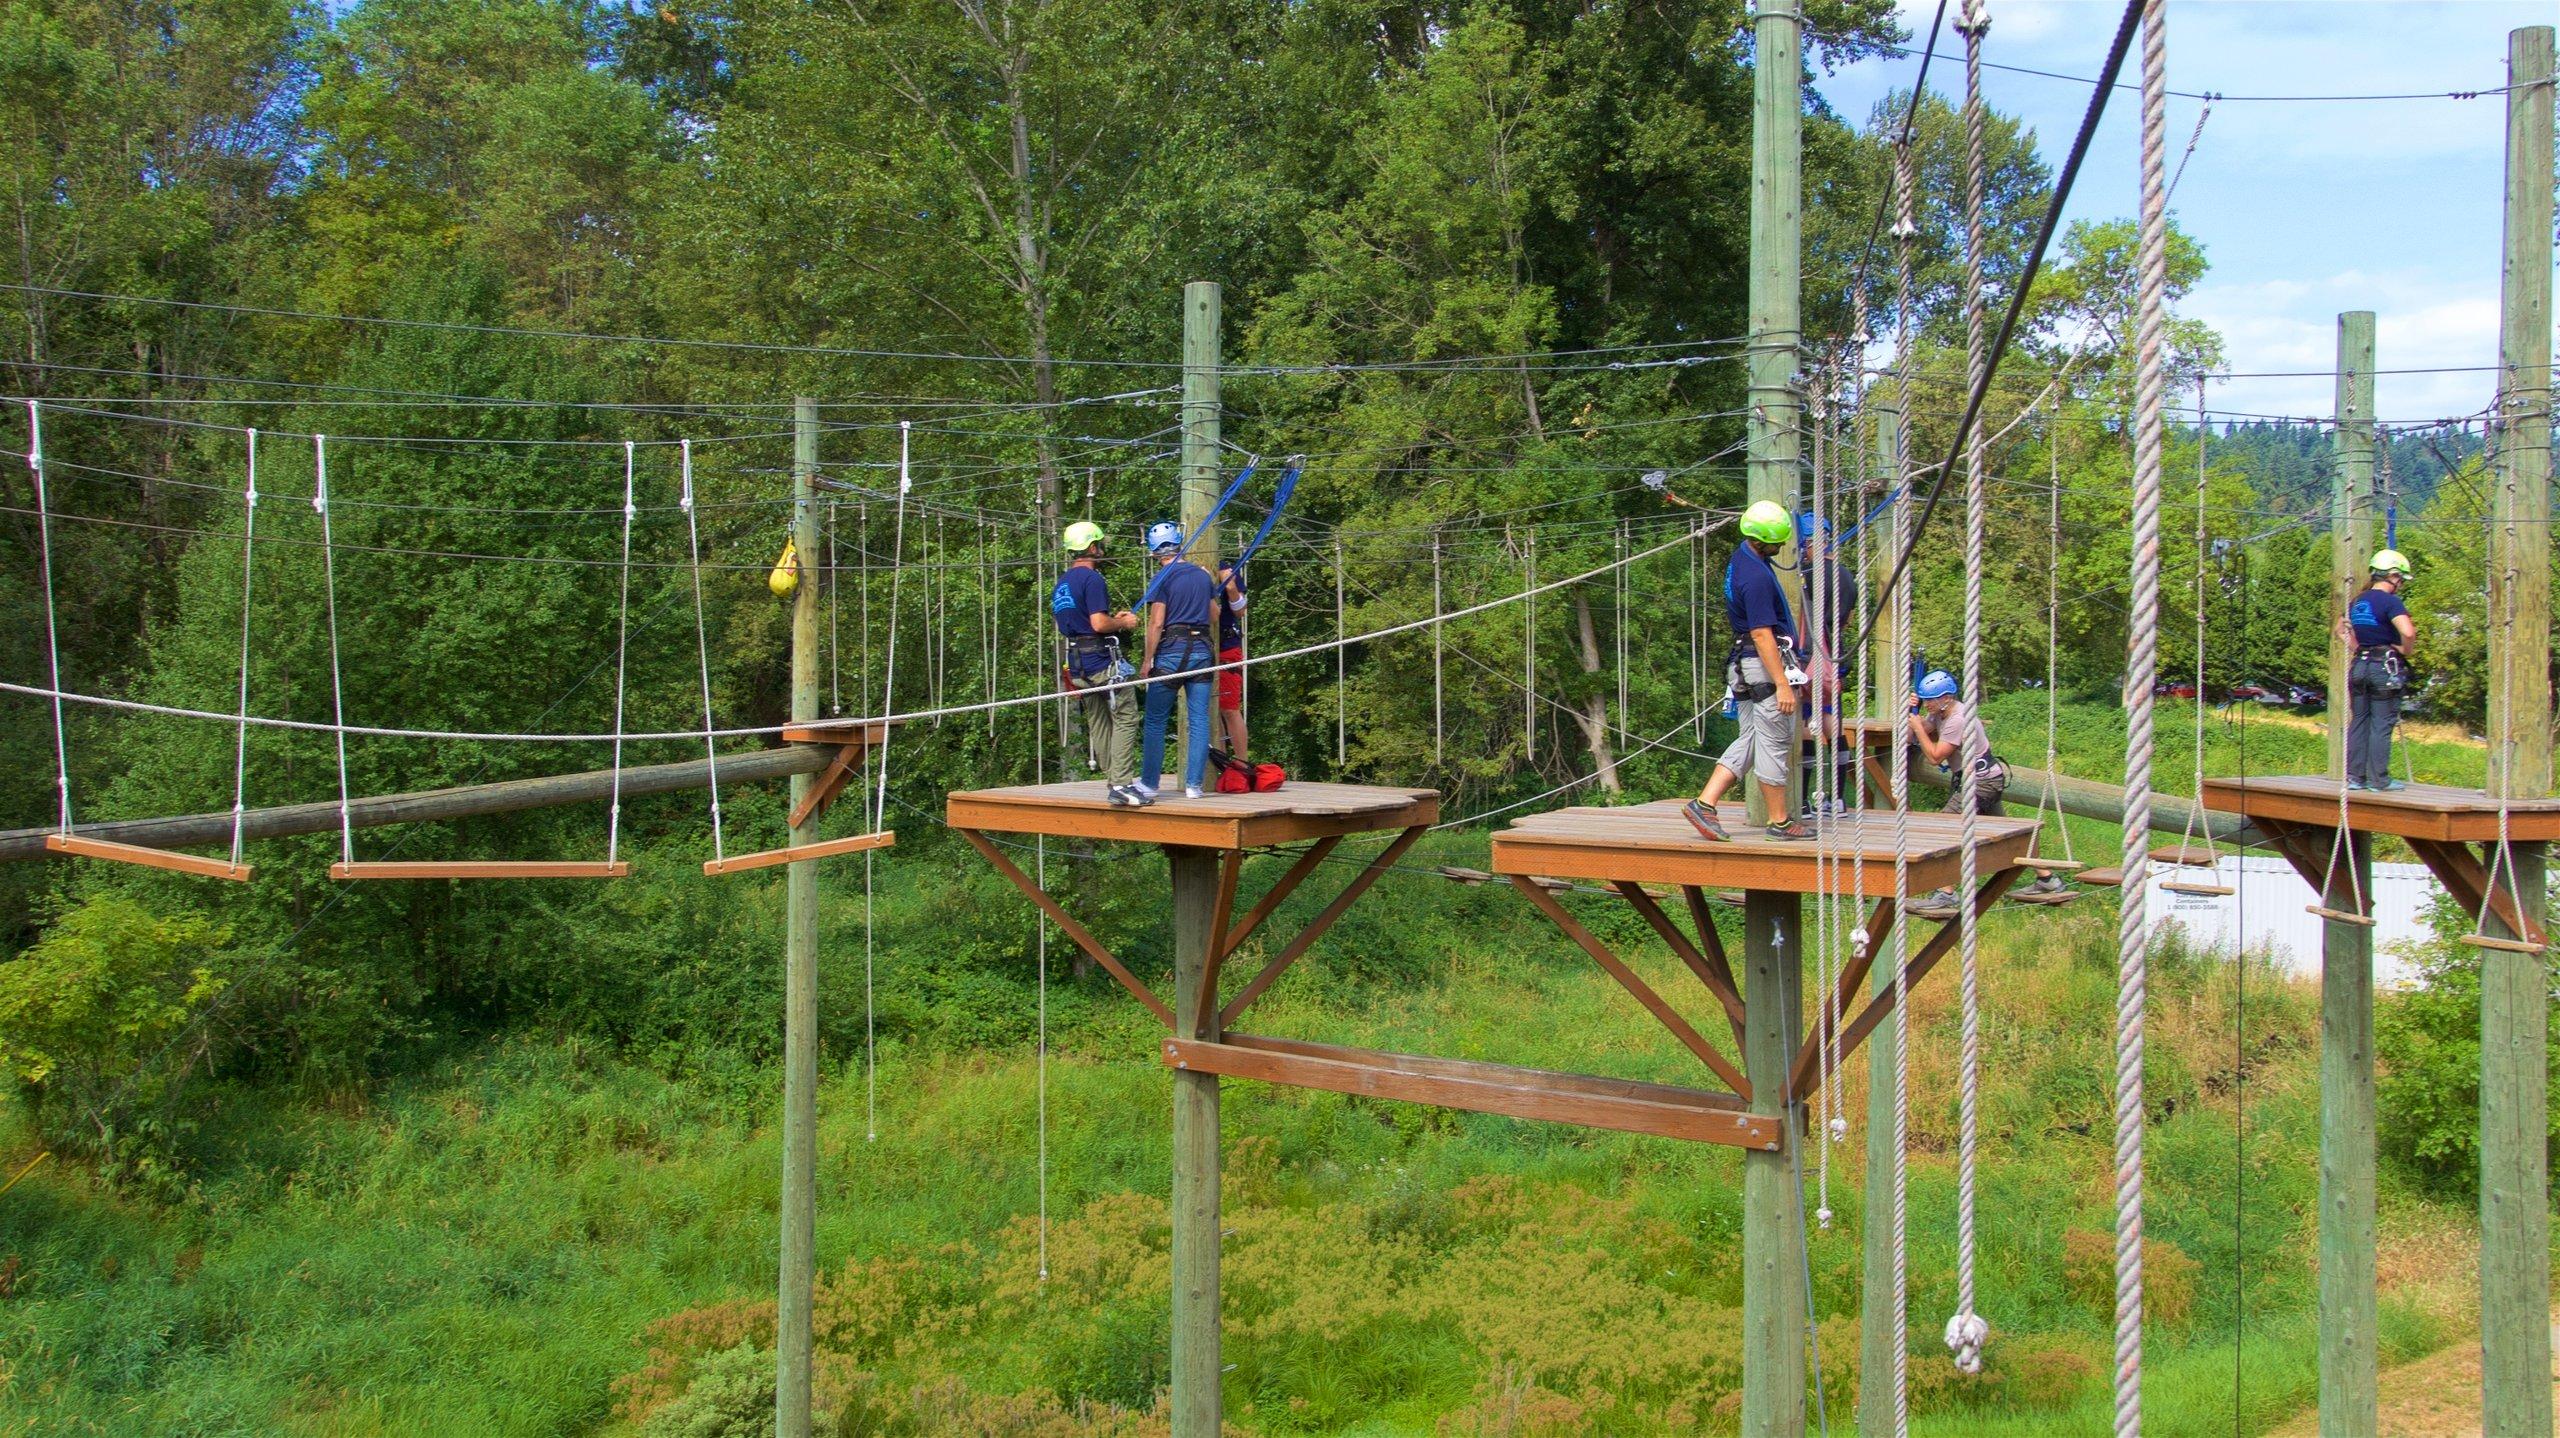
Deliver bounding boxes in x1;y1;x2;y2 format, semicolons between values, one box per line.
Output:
1904;667;2058;910
1685;501;1818;843
1215;559;1249;757
2337;548;2416;791
1137;521;1220;801
1052;521;1144;807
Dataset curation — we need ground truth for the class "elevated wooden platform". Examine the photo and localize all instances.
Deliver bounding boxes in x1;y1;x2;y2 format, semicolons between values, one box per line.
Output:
1489;799;2040;896
948;781;1438;851
2200;775;2560;844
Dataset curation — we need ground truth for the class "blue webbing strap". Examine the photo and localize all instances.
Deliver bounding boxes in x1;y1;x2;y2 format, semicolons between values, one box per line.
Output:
1229;459;1302;577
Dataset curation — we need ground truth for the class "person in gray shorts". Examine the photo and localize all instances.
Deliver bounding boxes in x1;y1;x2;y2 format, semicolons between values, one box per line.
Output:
1685;501;1817;842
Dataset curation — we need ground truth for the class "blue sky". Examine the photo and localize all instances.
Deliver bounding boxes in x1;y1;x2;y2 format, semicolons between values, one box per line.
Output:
1812;0;2551;428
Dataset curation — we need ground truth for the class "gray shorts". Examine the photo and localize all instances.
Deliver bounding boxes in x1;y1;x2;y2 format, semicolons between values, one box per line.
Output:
1718;656;1797;787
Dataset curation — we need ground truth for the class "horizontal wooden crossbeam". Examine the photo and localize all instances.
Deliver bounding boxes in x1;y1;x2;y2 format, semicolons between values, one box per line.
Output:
45;833;252;881
702;830;895;876
1163;1034;1781;1150
331;860;631;880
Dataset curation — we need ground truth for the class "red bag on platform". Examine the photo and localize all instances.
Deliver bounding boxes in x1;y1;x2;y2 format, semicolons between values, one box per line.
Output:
1250;762;1287;792
1216;765;1252;794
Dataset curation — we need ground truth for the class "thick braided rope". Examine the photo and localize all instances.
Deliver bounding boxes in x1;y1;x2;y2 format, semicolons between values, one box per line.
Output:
229;430;260;871
1811;378;1835;1229
1889;131;1919;1438
2117;2;2171;1432
1948;0;1991;1376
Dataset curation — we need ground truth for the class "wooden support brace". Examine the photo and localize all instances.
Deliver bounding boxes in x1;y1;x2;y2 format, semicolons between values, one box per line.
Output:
1681;886;1751;1048
1222;836;1342;958
957;827;1175;1028
1616;882;1746;1035
786;742;868;830
1507;874;1751;1098
331;860;632;879
1165;1033;1780;1150
1217;826;1426;1029
1789;867;2020;1098
2407;836;2550;949
703;830;895;876
2251;816;2337;892
45;833;252;881
1198;849;1243;1032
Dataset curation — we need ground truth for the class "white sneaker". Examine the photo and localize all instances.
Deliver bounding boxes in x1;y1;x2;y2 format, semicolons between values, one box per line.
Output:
1132;782;1159;800
1184;786;1203;800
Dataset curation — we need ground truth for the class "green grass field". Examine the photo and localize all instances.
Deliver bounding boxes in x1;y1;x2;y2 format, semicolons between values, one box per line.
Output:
0;701;2500;1436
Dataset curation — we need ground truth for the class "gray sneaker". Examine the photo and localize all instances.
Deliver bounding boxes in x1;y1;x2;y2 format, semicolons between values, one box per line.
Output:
1106;784;1142;808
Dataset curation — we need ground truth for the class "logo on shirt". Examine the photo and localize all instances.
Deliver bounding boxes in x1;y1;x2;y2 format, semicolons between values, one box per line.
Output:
1051;580;1078;616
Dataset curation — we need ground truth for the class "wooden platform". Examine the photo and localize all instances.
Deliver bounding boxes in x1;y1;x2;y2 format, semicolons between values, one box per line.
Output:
947;781;1440;851
2200;775;2560;844
1490;800;2040;896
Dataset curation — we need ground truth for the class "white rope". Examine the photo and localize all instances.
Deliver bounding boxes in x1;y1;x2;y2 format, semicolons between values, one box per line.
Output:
864;421;915;1139
1433;534;1445;763
2117;3;2170;1431
1812;380;1835;1232
680;440;725;863
2036;436;2076;863
229;430;260;870
1888;132;1918;1438
828;499;841;717
315;435;355;867
26;402;70;833
1032;508;1049;1277
1525;532;1537;764
2169;377;2214;866
1615;522;1630;740
1947;0;1992;1375
608;442;636;866
1335;535;1347;768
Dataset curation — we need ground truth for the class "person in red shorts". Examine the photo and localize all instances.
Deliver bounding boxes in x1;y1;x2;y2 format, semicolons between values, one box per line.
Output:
1214;560;1249;756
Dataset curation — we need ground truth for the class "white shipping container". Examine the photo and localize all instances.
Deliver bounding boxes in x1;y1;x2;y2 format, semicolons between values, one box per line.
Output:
2140;855;2446;987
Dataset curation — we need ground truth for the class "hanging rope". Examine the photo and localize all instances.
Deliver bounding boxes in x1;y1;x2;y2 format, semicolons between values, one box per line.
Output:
609;442;637;868
1944;0;1993;1376
229;429;260;871
315;435;355;868
2116;2;2171;1431
1433;532;1445;764
680;439;726;866
1810;376;1836;1232
865;422;916;1138
1888;128;1919;1438
1335;535;1348;768
1525;532;1537;764
2034;435;2077;865
26;402;69;835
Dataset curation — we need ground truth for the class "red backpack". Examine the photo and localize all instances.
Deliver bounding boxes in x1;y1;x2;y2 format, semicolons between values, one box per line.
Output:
1209;750;1288;794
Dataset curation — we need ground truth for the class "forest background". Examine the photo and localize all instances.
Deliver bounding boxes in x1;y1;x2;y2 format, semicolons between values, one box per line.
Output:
0;0;2549;1433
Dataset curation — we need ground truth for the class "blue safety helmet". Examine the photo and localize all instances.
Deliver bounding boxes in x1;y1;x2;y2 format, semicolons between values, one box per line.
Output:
1916;669;1959;702
1145;520;1184;555
1796;511;1827;547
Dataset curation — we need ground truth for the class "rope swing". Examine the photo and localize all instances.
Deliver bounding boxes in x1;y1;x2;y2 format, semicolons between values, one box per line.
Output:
2162;379;2234;899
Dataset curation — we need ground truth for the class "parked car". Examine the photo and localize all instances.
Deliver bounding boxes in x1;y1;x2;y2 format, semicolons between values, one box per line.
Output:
2286;684;2326;710
2227;681;2281;704
2154;679;2198;700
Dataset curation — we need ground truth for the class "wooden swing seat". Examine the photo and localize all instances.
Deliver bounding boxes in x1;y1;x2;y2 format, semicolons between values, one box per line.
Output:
702;829;895;876
2161;879;2236;897
2457;932;2548;955
2304;904;2379;928
2147;843;2221;869
2076;867;2125;887
2024;857;2086;872
332;860;631;880
46;833;252;882
2009;888;2079;906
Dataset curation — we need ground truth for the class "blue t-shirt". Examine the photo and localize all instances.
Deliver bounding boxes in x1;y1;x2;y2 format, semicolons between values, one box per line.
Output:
1216;568;1245;650
2348;586;2408;649
1724;543;1797;648
1143;560;1218;630
1051;564;1111;639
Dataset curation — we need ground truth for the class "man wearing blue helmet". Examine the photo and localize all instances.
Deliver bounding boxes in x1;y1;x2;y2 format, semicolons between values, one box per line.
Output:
1135;520;1221;801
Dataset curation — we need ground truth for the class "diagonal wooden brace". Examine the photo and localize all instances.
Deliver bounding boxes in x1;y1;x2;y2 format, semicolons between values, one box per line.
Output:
1509;874;1751;1099
2408;836;2549;949
1222;836;1343;958
1789;868;2020;1099
1218;826;1426;1029
2250;814;2338;892
787;741;869;830
957;827;1175;1028
1197;849;1243;1032
1616;883;1747;1039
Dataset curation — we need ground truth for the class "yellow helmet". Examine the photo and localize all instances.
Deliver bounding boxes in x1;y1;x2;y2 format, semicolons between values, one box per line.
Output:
1063;520;1105;554
2369;548;2411;578
1739;500;1793;545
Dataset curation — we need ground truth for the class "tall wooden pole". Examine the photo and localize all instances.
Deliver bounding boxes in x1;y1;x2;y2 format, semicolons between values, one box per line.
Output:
1745;0;1804;827
776;397;823;1438
1181;283;1223;565
2315;310;2379;1438
2326;313;2376;777
2481;26;2554;1437
1168;846;1222;1437
1740;890;1807;1438
1857;392;1903;1438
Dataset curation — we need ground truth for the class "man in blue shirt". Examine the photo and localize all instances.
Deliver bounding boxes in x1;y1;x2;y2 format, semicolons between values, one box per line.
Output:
1686;501;1816;841
1137;521;1221;800
2336;548;2416;790
1051;520;1143;806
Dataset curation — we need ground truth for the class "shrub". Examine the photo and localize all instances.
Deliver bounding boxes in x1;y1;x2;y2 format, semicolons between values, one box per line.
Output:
641;1342;774;1438
2377;895;2560;1197
2061;1227;2200;1331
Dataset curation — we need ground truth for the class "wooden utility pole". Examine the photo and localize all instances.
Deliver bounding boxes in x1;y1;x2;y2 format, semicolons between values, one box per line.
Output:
1741;0;1807;1430
1745;0;1805;829
776;397;823;1438
1170;283;1224;1438
2481;25;2553;1436
2316;310;2379;1438
1857;394;1901;1438
2326;313;2376;776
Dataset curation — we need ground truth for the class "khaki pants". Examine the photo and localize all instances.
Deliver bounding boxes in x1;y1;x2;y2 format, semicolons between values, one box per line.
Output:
1072;672;1139;786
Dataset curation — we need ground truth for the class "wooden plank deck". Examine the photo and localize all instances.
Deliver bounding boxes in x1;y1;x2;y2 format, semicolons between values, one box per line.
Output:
947;781;1440;850
2200;775;2560;843
1489;799;2039;895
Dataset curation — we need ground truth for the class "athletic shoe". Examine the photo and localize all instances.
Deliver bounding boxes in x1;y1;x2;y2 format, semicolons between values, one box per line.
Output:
1106;784;1141;808
1763;816;1819;841
1132;782;1159;801
2346;779;2372;791
2376;778;2409;792
1683;800;1729;842
1910;887;1961;916
1185;786;1204;800
2022;873;2070;896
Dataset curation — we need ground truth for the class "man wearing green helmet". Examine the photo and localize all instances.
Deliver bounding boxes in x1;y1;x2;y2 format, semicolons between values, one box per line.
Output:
1051;520;1144;805
1685;500;1818;842
2336;548;2417;791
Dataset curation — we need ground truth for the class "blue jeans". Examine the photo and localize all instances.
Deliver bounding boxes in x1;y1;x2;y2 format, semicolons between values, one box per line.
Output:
1142;636;1214;791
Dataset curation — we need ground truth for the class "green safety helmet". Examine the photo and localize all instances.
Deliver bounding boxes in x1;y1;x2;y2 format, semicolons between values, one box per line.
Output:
2369;548;2412;578
1063;520;1105;554
1739;500;1793;545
